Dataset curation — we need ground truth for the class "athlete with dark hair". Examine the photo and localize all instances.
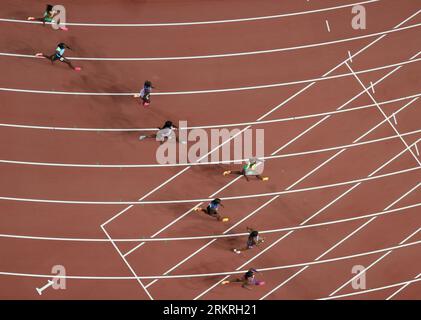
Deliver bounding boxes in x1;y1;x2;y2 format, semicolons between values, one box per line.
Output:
195;198;229;222
134;80;155;106
139;120;186;144
35;43;81;71
27;4;68;30
221;268;265;289
233;228;265;254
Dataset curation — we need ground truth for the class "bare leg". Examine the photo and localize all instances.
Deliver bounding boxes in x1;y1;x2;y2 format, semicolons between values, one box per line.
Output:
61;58;80;70
255;175;269;181
27;17;46;24
44;54;56;64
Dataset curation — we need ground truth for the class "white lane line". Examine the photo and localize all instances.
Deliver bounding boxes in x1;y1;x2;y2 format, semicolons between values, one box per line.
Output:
100;226;153;299
2;128;419;169
345;59;421;166
0;1;379;27
261;183;421;299
0;202;418;243
1;21;419;61
325;20;331;32
348;51;353;63
319;277;421;300
1;165;418;206
386;273;421;300
328;227;421;297
0;58;419;95
370;81;375;93
1;93;418;132
195;139;421;300
415;143;420;156
0;240;419;281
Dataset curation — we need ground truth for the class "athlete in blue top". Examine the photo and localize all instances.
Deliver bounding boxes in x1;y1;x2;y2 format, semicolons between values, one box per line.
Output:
194;198;229;222
35;43;81;71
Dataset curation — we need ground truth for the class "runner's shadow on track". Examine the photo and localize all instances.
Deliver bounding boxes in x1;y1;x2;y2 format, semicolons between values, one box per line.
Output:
190;164;227;180
178;261;229;290
6;44;35;55
7;10;26;19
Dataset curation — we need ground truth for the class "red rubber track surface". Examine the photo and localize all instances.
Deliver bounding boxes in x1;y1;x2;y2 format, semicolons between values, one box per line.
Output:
0;0;420;299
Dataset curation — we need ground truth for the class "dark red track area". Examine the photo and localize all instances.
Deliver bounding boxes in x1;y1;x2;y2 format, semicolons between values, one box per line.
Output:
0;0;420;300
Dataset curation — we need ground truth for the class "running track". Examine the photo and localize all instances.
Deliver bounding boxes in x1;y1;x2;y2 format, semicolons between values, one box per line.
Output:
0;0;420;300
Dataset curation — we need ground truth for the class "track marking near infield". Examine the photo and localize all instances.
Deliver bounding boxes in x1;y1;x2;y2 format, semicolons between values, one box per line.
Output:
100;225;153;299
325;20;331;32
0;1;378;27
194;138;421;299
260;184;421;299
0;58;420;96
2;22;420;61
2;128;419;168
319;277;421;300
386;273;421;300
328;226;421;297
35;280;54;295
97;9;421;297
0;93;418;132
0;203;418;243
345;56;421;166
0;240;419;280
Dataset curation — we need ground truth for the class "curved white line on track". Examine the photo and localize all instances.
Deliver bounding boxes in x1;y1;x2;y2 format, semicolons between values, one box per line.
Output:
1;129;419;168
0;166;418;205
320;278;421;300
0;202;418;242
0;240;419;280
0;22;418;61
1;94;418;132
0;1;379;27
0;58;419;96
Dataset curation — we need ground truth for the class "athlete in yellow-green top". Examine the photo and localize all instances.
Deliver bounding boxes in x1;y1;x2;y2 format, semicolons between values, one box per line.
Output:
27;4;68;31
223;158;269;182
